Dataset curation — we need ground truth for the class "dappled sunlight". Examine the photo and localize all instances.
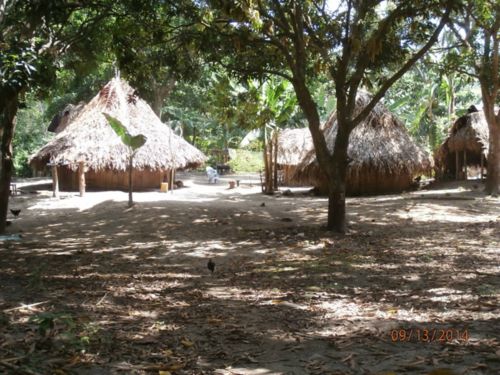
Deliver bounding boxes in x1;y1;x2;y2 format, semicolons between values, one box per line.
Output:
393;202;499;223
1;176;499;374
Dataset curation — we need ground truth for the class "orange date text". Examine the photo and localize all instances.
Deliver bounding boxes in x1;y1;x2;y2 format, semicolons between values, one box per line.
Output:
390;328;469;343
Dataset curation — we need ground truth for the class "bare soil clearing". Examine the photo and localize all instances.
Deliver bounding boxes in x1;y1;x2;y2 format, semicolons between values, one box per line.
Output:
1;173;499;374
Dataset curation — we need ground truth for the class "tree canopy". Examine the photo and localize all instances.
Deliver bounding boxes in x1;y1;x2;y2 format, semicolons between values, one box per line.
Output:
1;0;499;234
192;0;457;231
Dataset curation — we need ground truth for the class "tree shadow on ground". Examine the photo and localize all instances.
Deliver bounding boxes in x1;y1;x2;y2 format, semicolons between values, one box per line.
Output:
0;182;499;374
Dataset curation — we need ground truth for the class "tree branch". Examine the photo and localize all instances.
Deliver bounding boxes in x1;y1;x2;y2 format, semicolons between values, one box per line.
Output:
352;5;453;128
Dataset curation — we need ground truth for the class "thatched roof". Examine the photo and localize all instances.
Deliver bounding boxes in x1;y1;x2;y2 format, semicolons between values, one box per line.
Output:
31;78;206;171
295;92;433;181
47;102;85;133
445;111;489;156
277;128;313;166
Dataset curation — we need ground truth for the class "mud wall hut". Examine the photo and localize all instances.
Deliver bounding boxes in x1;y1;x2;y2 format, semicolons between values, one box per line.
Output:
294;93;433;195
30;78;206;191
434;110;489;180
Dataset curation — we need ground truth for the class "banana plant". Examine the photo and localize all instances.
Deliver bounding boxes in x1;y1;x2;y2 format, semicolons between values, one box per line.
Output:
246;78;298;193
103;113;147;207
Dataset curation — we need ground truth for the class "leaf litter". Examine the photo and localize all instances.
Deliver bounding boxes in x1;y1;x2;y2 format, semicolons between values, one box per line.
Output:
0;178;498;374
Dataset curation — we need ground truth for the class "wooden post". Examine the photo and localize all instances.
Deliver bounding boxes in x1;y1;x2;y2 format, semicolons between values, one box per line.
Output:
170;169;175;193
480;153;484;180
51;165;59;198
455;150;459;180
463;149;467;180
273;131;278;189
78;161;85;197
128;157;133;207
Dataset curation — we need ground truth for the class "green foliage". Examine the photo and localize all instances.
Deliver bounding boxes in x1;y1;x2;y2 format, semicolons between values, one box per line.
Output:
386;61;480;151
242;137;263;152
110;2;202;113
165;69;302;152
13;98;51;176
44;62;115;121
29;311;100;350
228;149;264;173
0;45;38;98
29;312;73;337
244;77;300;130
103;113;147;151
104;113;146;207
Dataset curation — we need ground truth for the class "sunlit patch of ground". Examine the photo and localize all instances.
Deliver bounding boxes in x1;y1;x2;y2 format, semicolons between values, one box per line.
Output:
1;174;499;374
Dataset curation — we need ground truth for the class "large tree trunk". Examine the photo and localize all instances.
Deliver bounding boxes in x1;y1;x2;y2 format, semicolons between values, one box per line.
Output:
292;79;349;232
150;78;176;118
481;78;500;195
326;119;350;232
0;94;18;234
485;114;500;195
479;20;500;194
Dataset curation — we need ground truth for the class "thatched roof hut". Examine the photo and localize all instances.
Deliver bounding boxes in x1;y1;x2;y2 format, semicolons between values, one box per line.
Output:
435;110;489;180
294;93;433;195
276;128;313;185
47;102;85;133
30;77;206;191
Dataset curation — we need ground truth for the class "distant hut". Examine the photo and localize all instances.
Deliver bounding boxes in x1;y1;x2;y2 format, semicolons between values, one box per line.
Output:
435;109;489;180
30;78;206;193
295;93;433;195
47;102;85;133
276;128;313;185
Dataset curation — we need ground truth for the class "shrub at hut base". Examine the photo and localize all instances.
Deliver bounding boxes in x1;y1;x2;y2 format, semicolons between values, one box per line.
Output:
228;149;264;173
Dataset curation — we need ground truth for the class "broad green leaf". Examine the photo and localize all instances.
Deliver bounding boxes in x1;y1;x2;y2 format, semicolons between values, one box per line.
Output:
103;113;130;142
130;134;147;150
103;113;147;150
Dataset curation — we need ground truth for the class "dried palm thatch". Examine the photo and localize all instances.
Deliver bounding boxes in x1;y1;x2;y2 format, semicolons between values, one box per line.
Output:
435;111;489;180
276;128;313;185
47;102;85;133
294;92;433;195
30;78;206;189
277;128;313;165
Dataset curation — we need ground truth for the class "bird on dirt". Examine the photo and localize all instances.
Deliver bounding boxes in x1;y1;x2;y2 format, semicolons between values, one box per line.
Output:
260;202;265;207
207;259;215;273
10;209;21;217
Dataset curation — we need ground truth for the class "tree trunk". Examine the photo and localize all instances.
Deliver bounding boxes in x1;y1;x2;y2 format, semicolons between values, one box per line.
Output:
485;116;500;194
326;120;350;233
262;125;273;194
266;132;274;193
479;24;500;194
192;126;197;146
128;155;133;207
0;94;18;234
273;130;278;188
292;78;347;232
151;78;176;118
480;76;500;194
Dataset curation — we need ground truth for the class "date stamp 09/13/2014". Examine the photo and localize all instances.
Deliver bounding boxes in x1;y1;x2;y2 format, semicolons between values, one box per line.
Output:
390;328;470;343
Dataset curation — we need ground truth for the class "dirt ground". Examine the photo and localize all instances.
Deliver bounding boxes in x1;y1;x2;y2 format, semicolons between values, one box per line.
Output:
1;172;499;375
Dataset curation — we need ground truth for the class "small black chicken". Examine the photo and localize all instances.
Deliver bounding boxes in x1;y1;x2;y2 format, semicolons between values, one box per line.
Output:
10;209;21;217
207;259;215;273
